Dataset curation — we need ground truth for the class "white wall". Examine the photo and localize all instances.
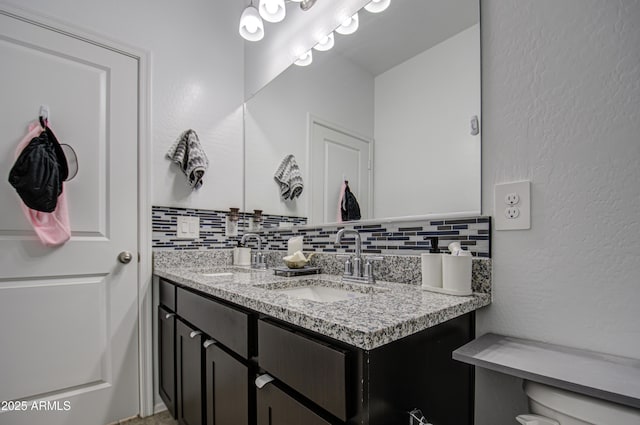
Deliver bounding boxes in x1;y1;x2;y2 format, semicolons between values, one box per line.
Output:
5;0;246;211
477;1;640;424
245;52;374;217
373;24;481;217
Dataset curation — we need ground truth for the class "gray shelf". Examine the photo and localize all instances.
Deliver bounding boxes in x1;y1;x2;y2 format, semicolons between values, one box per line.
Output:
453;333;640;408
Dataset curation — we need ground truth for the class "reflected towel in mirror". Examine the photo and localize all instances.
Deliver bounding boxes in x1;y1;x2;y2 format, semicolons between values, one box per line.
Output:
274;154;303;200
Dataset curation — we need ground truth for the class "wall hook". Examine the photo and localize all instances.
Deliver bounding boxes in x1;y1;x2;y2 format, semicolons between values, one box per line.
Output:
39;105;50;122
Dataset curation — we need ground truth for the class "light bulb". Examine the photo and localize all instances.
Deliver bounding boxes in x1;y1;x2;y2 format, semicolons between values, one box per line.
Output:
314;32;335;51
294;50;313;66
364;0;391;14
245;20;258;34
336;12;359;35
239;5;264;41
266;2;278;13
259;0;286;23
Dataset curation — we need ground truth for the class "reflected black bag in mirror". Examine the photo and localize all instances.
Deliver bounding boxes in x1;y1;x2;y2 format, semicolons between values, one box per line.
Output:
8;125;68;213
341;185;361;221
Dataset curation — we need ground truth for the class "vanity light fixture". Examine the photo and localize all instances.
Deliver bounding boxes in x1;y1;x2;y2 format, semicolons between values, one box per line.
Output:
294;50;313;66
313;32;334;51
364;0;391;14
259;0;286;23
240;0;319;42
239;2;264;41
336;12;359;35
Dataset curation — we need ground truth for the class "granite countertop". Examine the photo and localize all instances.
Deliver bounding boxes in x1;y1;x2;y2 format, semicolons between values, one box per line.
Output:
154;263;491;350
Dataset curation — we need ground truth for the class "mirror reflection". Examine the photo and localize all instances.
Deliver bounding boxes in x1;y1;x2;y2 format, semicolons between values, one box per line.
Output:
244;0;480;226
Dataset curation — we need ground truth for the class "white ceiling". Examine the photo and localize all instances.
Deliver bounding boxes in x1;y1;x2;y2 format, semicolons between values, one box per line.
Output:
332;0;479;76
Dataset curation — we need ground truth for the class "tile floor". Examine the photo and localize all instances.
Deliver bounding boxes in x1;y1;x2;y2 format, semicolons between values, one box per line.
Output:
119;411;177;425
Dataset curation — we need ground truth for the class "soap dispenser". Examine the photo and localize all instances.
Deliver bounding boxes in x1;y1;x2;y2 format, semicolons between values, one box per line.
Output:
421;237;443;288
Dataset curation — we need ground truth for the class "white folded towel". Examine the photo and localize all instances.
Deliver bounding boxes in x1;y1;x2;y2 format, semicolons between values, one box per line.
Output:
274;154;303;200
166;129;209;189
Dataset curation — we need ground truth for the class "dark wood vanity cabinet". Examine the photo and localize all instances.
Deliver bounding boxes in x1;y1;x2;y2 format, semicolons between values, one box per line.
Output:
157;278;474;425
158;279;253;425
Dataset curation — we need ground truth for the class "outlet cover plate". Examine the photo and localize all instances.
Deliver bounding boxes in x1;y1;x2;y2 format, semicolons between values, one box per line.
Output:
176;216;200;239
495;181;530;230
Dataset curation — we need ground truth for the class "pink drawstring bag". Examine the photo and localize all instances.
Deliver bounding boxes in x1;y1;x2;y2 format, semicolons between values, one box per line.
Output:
14;121;71;246
336;181;346;223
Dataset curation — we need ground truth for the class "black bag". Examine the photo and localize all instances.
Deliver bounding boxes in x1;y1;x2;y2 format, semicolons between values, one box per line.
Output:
8;124;68;213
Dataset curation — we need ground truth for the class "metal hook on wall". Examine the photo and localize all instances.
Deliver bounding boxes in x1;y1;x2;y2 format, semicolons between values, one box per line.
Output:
39;105;50;124
38;104;79;182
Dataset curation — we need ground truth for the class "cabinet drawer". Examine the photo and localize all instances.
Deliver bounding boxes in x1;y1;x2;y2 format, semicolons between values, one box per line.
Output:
177;287;252;359
257;380;337;425
258;319;350;421
159;279;176;311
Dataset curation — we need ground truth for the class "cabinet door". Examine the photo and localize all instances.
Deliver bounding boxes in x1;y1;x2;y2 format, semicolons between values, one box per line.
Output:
176;319;204;425
158;306;176;418
257;381;336;425
204;341;250;425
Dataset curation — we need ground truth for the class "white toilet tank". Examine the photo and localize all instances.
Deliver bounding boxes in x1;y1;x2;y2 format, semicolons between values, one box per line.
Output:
523;380;640;425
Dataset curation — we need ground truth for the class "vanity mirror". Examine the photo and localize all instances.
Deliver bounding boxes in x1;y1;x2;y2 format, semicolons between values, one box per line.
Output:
244;0;480;226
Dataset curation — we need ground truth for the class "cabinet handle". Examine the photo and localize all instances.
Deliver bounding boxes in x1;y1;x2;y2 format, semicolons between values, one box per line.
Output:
164;313;175;320
189;331;202;339
203;339;216;349
255;374;274;389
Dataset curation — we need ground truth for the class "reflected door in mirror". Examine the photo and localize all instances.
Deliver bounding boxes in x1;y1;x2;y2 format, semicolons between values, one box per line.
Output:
311;121;372;224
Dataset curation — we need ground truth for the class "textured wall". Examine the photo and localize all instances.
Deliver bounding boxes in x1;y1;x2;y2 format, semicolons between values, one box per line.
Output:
7;0;246;211
477;1;640;423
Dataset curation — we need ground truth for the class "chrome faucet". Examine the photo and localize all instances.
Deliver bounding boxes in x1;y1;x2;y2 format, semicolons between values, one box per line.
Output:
241;233;266;269
335;229;383;284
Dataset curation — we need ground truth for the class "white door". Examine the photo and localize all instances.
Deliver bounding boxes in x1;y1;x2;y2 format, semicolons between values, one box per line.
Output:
310;120;372;224
0;11;139;425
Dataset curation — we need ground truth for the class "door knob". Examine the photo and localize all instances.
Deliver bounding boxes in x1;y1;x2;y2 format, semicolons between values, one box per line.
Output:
118;251;133;264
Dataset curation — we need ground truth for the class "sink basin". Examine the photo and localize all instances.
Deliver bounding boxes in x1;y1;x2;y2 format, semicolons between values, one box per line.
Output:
255;279;385;303
201;272;234;277
275;285;367;303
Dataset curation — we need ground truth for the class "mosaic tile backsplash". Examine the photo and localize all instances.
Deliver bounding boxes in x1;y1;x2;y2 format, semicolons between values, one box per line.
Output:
152;206;306;250
152;206;491;257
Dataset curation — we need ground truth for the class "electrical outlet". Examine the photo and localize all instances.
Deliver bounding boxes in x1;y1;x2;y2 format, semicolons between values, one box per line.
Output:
495;181;530;230
505;206;520;219
505;193;520;205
